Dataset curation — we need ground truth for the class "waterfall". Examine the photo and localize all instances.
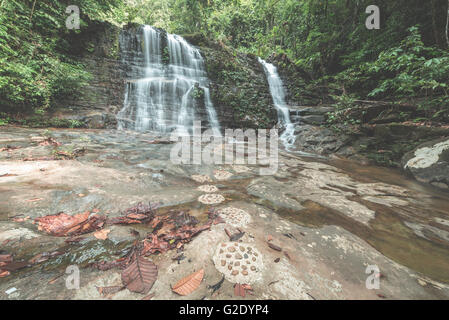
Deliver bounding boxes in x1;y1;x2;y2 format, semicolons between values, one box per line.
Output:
258;58;296;148
117;25;221;136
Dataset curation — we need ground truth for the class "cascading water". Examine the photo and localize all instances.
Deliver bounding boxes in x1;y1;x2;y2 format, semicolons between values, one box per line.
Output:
117;25;220;136
258;58;296;148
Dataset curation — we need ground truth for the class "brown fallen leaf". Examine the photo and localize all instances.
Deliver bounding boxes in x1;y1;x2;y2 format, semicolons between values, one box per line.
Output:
13;216;30;223
121;255;158;294
234;283;253;297
224;228;232;239
172;269;204;296
234;283;240;296
0;173;18;178
141;293;155;300
267;235;273;242
268;242;282;252
97;285;125;296
48;273;64;284
0;270;10;278
39;137;61;147
35;211;105;237
94;229;111;240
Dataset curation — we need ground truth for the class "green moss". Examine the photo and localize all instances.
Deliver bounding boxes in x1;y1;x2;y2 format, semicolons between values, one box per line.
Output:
7;116;87;129
200;43;276;129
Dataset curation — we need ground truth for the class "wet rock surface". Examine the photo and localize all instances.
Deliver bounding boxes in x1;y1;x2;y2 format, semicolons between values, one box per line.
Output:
1;126;449;300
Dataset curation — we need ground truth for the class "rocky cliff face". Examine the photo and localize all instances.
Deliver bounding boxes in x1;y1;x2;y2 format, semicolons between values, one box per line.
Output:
51;21;124;128
184;35;277;129
50;24;277;131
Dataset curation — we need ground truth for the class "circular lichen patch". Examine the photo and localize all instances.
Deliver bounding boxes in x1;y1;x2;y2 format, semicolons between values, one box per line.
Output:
197;185;219;193
232;165;250;173
191;175;212;183
218;207;251;228
213;242;263;284
214;170;233;181
198;193;225;204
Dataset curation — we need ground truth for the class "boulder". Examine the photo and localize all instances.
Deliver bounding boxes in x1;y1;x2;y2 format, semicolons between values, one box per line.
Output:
299;115;326;125
402;138;449;190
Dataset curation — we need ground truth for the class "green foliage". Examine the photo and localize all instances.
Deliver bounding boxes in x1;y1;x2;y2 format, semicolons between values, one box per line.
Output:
0;0;119;114
191;86;204;99
335;26;449;121
1;0;448;125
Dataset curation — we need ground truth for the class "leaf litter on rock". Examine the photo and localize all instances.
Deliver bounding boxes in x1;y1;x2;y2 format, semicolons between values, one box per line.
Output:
172;269;204;296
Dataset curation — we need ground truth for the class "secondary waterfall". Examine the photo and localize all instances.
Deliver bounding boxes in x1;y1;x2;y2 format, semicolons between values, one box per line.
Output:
258;58;296;148
118;25;220;136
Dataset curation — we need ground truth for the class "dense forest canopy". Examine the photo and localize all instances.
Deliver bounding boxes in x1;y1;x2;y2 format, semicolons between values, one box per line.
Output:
0;0;448;122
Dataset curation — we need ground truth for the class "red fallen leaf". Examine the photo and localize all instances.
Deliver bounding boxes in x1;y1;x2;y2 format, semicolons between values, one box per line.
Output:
13;216;30;222
126;213;148;220
172;269;204;296
28;251;63;265
239;284;245;297
142;293;155;300
234;283;240;296
241;284;253;291
121;255;158;294
35;211;105;237
0;270;10;277
94;229;110;240
234;283;253;297
377;293;387;299
39;137;61;147
267;235;273;242
0;173;18;177
96;285;124;296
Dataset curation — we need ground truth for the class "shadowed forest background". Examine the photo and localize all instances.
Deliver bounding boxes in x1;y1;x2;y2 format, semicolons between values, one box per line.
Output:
0;0;448;124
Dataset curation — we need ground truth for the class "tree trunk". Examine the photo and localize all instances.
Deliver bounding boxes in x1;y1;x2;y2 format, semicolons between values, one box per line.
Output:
431;0;442;47
30;0;37;22
446;0;449;47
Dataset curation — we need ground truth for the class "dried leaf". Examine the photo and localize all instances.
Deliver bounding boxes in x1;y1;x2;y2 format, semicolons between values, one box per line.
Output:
35;211;105;237
0;270;10;278
268;242;282;252
141;293;155;300
172;269;204;296
94;229;111;240
233;283;246;297
267;235;273;242
121;255;158;294
97;285;125;296
234;283;240;296
12;216;30;222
